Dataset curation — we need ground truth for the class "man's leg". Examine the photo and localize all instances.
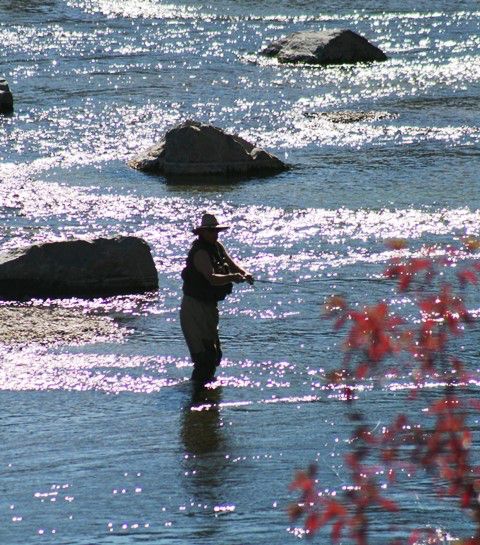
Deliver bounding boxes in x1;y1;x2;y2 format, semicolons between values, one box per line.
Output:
181;296;221;387
191;344;218;386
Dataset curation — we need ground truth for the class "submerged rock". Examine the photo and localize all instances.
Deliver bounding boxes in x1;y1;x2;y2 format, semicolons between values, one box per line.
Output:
261;29;387;65
303;110;396;123
0;306;125;346
0;77;14;114
128;120;288;176
0;236;158;299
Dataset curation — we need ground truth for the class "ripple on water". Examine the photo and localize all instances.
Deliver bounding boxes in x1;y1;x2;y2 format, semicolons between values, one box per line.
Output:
2;172;479;258
2;3;479;172
0;350;185;392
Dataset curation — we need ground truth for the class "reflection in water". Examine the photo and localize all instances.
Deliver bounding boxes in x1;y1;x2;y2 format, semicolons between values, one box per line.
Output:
181;386;225;459
180;387;230;539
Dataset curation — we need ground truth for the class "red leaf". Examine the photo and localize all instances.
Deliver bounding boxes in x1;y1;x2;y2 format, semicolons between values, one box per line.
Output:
369;335;392;361
399;274;412;291
305;512;321;535
331;519;345;543
469;399;480;411
410;258;432;272
290;471;313;492
457;269;478;286
288;503;304;521
408;529;420;545
384;263;404;278
325;500;347;518
461;490;472;508
334;315;347;330
429;398;459;414
378;497;399;512
395;414;407;429
344;387;354;403
356;363;369;379
419;298;436;313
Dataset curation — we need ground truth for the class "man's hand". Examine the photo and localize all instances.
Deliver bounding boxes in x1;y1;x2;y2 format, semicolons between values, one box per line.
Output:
232;273;254;284
244;273;254;285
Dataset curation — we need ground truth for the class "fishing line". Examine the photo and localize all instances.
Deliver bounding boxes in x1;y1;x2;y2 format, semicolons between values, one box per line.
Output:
253;277;387;288
250;277;382;296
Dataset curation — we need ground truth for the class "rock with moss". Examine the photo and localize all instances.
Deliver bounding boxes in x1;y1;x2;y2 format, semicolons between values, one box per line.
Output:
128;120;288;176
261;29;387;65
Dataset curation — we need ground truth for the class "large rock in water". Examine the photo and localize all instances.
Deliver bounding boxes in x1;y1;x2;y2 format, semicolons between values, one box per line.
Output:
0;237;158;298
0;78;14;114
128;120;287;176
261;29;387;65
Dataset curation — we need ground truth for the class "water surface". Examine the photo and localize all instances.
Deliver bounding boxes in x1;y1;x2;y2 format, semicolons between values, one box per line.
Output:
1;0;480;543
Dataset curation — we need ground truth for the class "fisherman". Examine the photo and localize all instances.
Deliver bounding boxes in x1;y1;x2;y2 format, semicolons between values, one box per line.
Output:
180;213;254;388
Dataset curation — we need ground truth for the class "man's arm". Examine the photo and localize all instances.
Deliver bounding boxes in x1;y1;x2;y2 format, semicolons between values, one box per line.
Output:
221;244;254;284
193;250;244;286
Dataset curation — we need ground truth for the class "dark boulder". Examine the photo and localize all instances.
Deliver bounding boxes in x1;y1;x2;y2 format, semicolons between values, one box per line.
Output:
261;29;387;65
0;236;158;299
0;78;14;114
128;120;288;176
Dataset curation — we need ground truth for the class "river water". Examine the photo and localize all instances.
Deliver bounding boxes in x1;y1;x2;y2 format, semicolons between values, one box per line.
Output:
1;1;480;543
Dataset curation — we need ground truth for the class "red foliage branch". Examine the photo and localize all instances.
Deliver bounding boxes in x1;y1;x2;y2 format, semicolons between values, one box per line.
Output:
289;241;480;544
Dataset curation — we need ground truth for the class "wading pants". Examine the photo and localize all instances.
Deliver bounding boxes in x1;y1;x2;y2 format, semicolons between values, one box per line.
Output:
180;295;222;386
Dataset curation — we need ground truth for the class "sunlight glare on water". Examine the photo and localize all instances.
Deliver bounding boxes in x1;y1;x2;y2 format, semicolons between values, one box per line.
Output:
1;0;480;543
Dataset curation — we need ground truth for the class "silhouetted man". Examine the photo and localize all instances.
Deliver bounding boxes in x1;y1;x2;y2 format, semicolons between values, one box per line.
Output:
180;213;253;388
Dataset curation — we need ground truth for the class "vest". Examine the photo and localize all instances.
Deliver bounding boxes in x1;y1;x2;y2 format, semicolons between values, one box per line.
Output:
181;239;233;302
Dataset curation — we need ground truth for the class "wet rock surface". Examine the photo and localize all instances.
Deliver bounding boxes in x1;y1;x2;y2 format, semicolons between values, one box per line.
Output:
262;29;387;65
303;110;396;123
128;120;288;176
0;236;158;298
0;306;125;346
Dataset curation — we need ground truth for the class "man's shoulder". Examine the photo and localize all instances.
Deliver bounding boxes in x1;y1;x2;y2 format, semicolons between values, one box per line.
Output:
216;241;227;253
193;248;211;265
190;239;207;254
193;247;210;257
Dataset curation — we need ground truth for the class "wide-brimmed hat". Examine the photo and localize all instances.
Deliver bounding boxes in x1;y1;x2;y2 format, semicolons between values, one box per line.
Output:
193;213;230;234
